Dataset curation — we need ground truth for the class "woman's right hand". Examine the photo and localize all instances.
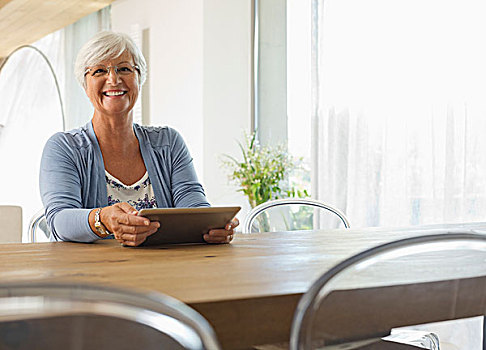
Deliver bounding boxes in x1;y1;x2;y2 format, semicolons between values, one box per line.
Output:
92;202;160;246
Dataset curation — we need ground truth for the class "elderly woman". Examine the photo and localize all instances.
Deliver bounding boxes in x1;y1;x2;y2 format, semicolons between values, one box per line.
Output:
40;31;237;246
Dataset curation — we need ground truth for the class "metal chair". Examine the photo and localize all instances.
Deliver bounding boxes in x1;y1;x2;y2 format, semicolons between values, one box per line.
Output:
0;205;22;243
242;198;350;233
290;232;486;350
0;281;222;350
28;208;51;242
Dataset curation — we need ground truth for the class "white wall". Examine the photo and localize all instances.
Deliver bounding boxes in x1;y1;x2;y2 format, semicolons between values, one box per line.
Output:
112;0;204;171
202;0;252;214
111;0;252;220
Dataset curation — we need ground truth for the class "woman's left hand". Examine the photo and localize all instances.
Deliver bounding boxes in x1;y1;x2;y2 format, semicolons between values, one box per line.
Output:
203;218;239;244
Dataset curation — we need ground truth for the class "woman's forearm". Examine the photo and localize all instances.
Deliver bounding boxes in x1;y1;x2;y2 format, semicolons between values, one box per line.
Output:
49;208;99;242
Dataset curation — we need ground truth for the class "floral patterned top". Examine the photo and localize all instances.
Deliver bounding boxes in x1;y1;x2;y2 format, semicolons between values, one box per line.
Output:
106;171;157;210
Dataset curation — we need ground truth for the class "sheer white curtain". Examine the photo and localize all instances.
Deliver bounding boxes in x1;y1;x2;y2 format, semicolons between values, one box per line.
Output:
63;7;111;130
0;9;110;241
313;0;486;228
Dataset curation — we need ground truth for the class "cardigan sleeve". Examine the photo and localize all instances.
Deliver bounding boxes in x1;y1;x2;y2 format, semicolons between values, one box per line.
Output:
39;133;99;242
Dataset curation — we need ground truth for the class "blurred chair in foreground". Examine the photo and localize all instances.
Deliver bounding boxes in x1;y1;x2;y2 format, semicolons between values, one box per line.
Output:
0;282;222;350
290;232;486;350
28;208;50;242
243;198;350;233
0;205;22;243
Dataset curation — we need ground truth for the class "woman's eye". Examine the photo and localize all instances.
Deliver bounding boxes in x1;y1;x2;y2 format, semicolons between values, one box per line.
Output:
93;69;107;75
119;67;132;73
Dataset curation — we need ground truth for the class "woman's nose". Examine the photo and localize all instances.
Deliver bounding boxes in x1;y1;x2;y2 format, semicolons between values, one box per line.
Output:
106;68;121;84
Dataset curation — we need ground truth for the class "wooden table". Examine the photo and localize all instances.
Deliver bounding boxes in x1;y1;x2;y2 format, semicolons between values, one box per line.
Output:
0;222;485;349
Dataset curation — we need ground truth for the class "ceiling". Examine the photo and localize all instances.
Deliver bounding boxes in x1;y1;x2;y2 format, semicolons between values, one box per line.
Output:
0;0;115;59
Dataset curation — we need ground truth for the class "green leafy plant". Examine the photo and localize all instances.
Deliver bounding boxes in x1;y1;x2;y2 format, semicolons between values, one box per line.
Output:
222;132;308;209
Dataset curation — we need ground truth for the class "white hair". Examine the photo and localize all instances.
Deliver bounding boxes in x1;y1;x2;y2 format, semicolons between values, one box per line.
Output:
74;31;147;89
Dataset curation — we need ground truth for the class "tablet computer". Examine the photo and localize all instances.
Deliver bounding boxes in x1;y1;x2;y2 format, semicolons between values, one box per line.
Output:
138;206;241;246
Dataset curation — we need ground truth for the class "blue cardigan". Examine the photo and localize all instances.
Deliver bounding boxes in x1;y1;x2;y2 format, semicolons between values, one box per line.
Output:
40;121;209;242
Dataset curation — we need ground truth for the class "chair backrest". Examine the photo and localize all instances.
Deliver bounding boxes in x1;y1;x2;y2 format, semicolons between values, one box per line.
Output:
289;231;486;349
28;209;51;242
0;282;222;350
242;198;350;233
0;205;22;243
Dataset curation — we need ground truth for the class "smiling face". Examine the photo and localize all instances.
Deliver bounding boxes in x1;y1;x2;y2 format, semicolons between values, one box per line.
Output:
84;51;140;119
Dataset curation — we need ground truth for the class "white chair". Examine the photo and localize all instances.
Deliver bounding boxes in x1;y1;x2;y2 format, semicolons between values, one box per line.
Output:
28;208;50;242
0;281;222;350
0;205;22;243
290;232;486;350
242;198;350;233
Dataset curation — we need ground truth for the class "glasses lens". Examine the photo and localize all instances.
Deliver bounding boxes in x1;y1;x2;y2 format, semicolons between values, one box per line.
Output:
116;63;135;75
87;64;136;77
90;65;109;77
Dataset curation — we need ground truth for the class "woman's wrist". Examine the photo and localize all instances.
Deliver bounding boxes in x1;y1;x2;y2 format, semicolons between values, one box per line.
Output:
89;207;111;237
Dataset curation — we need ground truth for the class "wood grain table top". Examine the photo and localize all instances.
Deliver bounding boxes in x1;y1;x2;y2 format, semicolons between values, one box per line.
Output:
0;221;485;349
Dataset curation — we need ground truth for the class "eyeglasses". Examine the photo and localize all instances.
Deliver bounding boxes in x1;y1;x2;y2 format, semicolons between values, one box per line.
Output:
84;63;140;78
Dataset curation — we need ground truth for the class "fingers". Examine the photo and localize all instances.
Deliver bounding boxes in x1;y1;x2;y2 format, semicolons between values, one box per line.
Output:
114;221;160;246
116;228;158;247
117;202;139;215
204;232;233;244
100;203;159;247
204;227;235;244
102;203;151;231
225;217;239;231
116;222;160;235
204;217;240;244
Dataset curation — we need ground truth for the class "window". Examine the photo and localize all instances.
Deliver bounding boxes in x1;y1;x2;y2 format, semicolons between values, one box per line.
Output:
284;0;486;227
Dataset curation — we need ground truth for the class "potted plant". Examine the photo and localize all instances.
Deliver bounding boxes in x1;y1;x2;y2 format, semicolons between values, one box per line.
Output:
222;132;309;231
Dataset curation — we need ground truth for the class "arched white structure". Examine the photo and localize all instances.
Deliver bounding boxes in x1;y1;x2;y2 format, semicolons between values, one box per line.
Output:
0;45;65;130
